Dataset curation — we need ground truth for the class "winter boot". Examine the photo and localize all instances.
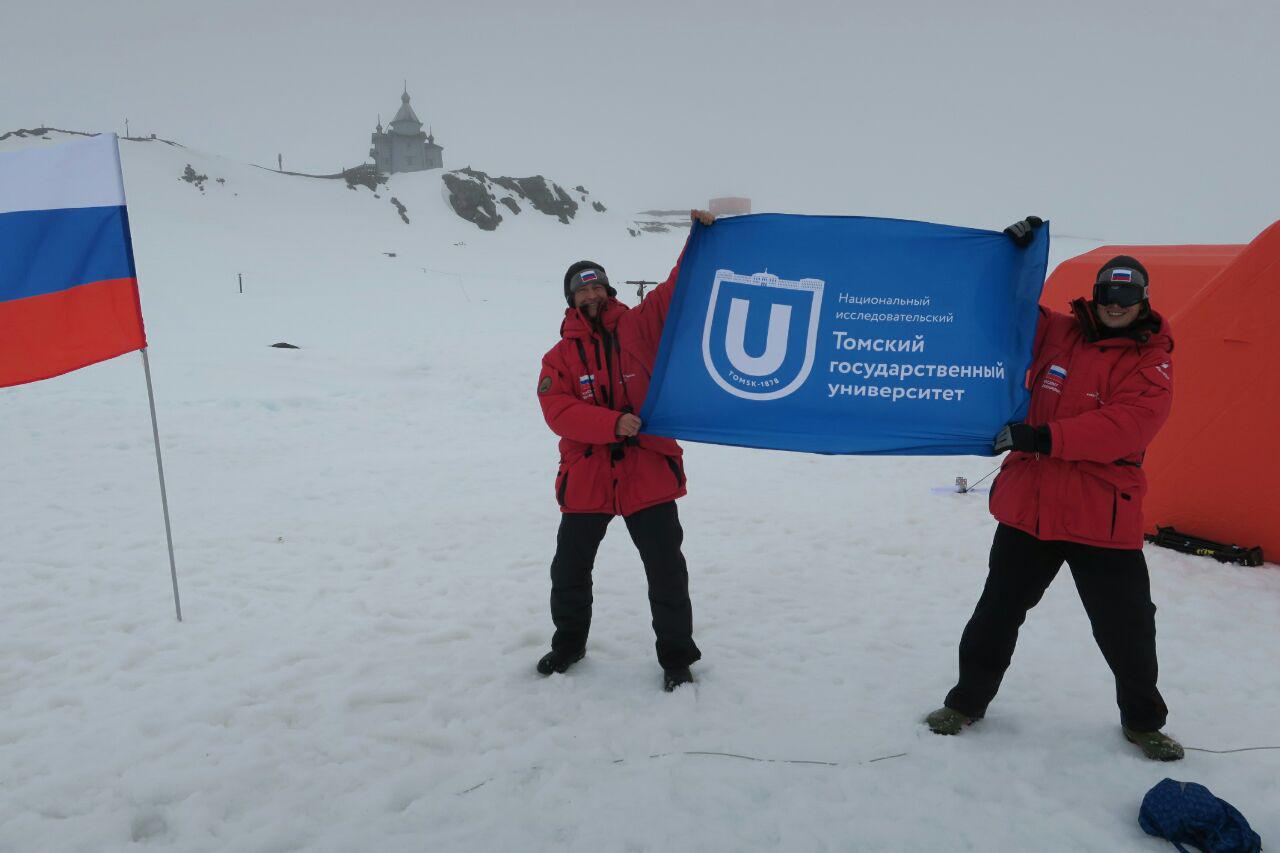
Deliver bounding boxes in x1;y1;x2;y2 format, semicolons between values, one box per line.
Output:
663;666;694;692
536;647;585;676
1123;727;1184;761
925;706;976;735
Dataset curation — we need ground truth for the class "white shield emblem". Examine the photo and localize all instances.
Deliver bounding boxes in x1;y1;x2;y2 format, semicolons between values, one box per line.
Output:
701;269;824;401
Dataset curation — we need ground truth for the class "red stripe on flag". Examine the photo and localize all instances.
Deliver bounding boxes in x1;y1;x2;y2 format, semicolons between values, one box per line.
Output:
0;277;147;387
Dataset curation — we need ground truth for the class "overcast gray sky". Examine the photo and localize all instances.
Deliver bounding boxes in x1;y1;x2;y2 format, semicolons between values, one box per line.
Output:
5;0;1278;242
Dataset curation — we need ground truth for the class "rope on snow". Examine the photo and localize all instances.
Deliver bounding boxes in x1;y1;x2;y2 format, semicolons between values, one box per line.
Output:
1185;744;1280;754
454;750;907;795
452;745;1280;795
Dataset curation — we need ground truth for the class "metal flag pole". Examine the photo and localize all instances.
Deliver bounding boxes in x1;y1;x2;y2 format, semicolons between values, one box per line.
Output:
140;348;183;621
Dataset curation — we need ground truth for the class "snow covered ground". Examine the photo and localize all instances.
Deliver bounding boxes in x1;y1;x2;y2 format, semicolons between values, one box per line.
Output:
2;132;1277;851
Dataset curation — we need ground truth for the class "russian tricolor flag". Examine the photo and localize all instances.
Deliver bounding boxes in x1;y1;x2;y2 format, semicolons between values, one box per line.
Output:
0;133;147;388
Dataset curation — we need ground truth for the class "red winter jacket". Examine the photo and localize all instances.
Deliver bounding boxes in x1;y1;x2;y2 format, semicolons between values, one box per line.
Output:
537;259;686;516
989;300;1174;549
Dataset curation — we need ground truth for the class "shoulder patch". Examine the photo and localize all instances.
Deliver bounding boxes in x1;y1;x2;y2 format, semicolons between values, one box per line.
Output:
1141;359;1173;390
538;375;553;394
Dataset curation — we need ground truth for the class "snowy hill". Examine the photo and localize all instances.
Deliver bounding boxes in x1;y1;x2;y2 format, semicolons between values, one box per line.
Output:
2;131;1276;851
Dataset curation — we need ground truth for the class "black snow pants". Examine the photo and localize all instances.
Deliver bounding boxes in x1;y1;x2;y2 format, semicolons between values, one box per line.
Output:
549;501;702;670
944;523;1168;732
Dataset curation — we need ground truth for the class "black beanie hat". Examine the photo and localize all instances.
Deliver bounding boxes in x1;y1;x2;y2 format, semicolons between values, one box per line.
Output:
1095;255;1150;301
564;260;615;306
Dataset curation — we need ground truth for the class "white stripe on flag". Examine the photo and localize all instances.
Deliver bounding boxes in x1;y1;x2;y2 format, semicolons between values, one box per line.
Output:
0;133;127;215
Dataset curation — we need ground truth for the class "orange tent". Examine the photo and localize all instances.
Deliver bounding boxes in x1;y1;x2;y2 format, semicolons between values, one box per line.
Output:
1041;244;1243;317
1041;223;1280;562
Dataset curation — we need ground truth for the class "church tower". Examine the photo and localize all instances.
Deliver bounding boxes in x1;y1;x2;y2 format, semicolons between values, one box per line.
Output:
370;86;444;174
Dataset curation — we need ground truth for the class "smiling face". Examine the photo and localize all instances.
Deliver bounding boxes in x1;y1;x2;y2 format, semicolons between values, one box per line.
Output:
573;282;610;318
1095;299;1143;329
1092;258;1149;330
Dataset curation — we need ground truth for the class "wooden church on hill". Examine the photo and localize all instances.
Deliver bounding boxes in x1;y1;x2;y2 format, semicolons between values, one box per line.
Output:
369;86;443;175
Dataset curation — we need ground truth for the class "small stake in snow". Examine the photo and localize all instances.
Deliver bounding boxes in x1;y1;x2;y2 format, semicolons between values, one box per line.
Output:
238;273;243;294
934;464;1002;495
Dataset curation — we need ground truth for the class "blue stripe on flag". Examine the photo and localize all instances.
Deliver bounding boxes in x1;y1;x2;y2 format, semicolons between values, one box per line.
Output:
0;205;136;303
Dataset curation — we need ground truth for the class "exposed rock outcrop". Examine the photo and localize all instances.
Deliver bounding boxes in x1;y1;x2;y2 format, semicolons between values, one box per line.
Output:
440;167;605;231
181;164;209;192
441;171;503;231
390;197;409;224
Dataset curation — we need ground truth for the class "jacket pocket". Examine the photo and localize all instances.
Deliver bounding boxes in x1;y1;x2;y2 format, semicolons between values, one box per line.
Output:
664;455;685;488
557;454;613;512
1111;488;1143;545
988;456;1033;528
1056;388;1103;419
556;468;570;507
1060;470;1121;542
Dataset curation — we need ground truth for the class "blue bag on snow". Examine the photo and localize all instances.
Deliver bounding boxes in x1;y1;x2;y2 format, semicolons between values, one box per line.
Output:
1138;778;1262;853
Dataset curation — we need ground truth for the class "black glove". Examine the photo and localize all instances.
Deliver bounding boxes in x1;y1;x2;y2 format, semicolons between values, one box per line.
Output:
993;423;1050;454
1002;216;1044;248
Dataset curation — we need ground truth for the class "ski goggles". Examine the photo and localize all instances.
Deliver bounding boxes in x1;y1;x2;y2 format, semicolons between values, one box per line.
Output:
1093;267;1149;307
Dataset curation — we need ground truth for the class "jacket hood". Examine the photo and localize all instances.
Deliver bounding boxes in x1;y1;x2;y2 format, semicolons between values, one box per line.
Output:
1070;297;1173;352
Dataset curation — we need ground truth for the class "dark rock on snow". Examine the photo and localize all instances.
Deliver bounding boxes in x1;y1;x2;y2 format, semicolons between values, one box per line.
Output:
439;167;606;231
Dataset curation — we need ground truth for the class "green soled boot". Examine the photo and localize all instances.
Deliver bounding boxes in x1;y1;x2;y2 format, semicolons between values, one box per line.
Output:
925;706;975;735
1123;727;1184;761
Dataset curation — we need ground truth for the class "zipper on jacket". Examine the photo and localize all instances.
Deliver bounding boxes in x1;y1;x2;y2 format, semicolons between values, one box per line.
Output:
557;471;569;507
1110;489;1117;538
574;338;605;408
601;331;620;409
608;330;636;412
609;444;620;516
1033;459;1042;537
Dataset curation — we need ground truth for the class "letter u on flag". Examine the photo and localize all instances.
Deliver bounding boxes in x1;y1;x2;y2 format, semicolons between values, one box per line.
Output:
639;214;1050;455
0;133;147;387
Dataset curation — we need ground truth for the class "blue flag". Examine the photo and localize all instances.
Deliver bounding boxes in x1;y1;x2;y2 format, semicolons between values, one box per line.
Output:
638;214;1049;455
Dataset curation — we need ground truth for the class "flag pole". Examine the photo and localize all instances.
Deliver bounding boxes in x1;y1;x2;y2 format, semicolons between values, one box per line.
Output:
141;348;183;621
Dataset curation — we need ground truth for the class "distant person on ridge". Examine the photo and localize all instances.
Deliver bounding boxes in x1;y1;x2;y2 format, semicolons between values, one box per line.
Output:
534;209;716;692
926;219;1183;761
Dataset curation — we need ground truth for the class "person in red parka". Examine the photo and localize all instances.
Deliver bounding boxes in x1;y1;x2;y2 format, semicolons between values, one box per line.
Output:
535;210;715;692
926;218;1184;761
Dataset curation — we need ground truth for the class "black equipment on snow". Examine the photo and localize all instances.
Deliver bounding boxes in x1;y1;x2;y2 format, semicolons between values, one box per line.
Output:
1144;526;1264;567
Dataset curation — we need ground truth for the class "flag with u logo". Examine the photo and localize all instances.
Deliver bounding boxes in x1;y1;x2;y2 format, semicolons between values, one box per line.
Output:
639;214;1049;455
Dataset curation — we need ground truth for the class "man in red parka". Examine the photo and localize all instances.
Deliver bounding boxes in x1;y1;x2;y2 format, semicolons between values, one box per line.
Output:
926;219;1183;761
535;210;714;692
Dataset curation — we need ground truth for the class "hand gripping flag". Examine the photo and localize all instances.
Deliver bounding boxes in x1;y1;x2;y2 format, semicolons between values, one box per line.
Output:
639;214;1050;455
0;134;147;387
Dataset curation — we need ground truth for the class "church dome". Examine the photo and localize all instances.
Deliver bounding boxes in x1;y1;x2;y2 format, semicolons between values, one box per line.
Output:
390;89;423;133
